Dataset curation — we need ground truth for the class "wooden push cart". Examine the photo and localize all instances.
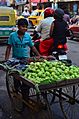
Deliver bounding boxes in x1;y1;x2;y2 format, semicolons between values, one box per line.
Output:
0;58;79;119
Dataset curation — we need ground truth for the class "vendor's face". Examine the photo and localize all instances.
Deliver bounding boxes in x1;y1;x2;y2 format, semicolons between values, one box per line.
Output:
18;25;27;34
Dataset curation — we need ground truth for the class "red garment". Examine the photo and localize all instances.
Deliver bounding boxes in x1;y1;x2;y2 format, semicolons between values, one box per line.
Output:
39;38;54;56
64;44;68;51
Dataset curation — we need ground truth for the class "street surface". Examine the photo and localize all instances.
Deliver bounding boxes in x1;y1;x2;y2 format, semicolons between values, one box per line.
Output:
0;38;79;119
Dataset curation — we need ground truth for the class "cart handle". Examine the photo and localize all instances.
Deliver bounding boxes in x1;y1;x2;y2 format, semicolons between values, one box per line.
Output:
0;62;20;73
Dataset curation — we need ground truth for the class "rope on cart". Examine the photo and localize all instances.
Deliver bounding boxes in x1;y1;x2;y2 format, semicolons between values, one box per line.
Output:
35;84;40;94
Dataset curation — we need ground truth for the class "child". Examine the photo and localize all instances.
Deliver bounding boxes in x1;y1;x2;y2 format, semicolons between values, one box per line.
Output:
5;18;40;60
5;18;41;111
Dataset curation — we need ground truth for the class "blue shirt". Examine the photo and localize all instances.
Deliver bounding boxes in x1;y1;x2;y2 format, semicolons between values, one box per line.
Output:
8;31;34;58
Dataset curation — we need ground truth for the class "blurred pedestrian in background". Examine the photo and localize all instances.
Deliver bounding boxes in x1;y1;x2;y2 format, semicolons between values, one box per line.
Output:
63;9;70;24
22;7;30;18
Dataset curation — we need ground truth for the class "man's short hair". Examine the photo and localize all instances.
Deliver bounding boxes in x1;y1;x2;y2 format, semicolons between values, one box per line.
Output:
17;18;28;26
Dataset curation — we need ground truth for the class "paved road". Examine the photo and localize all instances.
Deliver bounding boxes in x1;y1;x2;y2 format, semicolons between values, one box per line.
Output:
0;40;79;119
67;40;79;65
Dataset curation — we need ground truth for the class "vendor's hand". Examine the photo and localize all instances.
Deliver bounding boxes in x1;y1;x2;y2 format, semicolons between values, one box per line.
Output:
41;55;56;60
41;56;47;59
36;55;42;59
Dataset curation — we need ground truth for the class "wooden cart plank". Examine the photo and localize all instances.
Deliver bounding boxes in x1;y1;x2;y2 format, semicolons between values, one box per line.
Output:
10;72;79;92
11;72;35;88
39;78;79;91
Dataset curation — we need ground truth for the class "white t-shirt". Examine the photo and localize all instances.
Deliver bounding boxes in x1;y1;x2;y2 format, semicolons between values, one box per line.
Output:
22;11;30;17
35;17;55;40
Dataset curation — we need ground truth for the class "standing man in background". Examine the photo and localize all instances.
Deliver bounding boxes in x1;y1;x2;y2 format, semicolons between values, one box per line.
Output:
22;7;30;18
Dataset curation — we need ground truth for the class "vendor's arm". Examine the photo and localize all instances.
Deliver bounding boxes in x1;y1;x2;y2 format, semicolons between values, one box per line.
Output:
28;33;41;57
5;44;11;60
5;33;13;60
31;46;41;56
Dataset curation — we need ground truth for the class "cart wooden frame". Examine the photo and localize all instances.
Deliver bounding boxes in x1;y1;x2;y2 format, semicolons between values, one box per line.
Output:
0;61;79;119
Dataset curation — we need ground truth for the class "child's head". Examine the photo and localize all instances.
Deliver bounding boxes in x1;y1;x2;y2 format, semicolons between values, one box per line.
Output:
17;18;28;35
17;18;28;27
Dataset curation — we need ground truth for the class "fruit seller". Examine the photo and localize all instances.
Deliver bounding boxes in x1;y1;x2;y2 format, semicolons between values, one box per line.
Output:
5;18;41;60
5;18;41;110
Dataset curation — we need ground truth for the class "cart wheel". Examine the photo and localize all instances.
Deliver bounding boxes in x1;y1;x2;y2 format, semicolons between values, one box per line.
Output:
29;89;53;119
59;85;79;119
6;73;24;112
41;97;53;119
48;90;56;105
37;92;53;119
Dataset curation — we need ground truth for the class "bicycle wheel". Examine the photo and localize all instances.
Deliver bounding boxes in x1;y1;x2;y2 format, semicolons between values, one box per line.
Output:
6;73;24;112
59;85;79;119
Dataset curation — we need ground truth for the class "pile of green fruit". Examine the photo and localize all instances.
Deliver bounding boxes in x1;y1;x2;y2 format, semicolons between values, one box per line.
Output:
20;60;79;85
